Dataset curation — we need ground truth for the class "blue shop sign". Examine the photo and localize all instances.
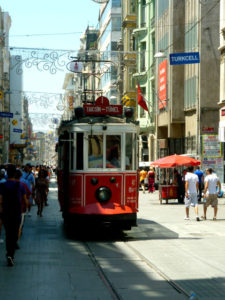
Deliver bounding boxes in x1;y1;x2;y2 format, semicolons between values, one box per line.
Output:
169;52;200;65
0;112;13;118
13;128;22;133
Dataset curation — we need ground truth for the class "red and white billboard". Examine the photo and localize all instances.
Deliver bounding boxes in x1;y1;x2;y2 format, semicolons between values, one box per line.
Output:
158;59;167;110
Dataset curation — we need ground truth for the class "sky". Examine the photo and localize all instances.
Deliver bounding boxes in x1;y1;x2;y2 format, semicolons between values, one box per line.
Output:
0;0;100;130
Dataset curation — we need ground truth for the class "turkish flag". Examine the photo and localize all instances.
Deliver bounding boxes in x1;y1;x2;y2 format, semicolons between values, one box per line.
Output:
137;84;149;112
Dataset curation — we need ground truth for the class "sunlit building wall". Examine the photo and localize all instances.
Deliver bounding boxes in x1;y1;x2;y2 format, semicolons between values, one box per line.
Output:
98;0;122;103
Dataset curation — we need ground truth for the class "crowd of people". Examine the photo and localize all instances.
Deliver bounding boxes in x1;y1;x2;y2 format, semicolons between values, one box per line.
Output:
0;163;52;267
139;165;222;222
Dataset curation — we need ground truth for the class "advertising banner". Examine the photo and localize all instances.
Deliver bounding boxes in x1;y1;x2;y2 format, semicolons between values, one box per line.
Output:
202;157;224;183
202;135;221;157
158;59;167;110
202;134;223;183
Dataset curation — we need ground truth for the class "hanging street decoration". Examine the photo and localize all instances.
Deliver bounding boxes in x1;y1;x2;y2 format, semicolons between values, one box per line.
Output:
10;48;77;75
91;0;108;3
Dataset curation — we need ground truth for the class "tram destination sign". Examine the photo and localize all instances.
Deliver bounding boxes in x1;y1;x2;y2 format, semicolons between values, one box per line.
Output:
83;104;123;115
169;52;200;65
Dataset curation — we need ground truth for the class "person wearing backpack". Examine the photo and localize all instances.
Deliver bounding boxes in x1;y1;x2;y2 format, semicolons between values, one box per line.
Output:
22;164;35;216
0;164;26;266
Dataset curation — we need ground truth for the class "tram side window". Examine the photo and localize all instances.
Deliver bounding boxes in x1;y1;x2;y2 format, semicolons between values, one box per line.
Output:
88;135;103;168
126;133;133;170
106;135;121;168
70;133;74;170
76;133;83;170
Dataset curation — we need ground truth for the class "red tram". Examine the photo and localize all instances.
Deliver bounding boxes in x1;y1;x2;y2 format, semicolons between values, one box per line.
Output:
57;98;139;230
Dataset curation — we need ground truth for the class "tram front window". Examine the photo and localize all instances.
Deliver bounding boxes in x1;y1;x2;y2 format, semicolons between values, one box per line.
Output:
126;133;133;170
88;135;103;168
106;135;121;168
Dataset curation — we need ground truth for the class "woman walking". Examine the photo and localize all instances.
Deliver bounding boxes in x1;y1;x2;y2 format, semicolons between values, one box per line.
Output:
35;169;49;217
148;167;155;193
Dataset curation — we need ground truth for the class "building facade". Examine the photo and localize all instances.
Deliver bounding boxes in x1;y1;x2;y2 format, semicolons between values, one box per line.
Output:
121;0;137;105
98;0;122;103
133;0;156;162
155;0;185;158
184;0;220;160
0;8;11;164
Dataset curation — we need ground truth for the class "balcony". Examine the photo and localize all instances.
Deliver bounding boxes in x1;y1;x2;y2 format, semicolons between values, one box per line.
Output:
122;15;136;27
132;27;147;36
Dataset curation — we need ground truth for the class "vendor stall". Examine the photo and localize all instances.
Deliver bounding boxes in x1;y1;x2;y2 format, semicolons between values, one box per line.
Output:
151;154;200;204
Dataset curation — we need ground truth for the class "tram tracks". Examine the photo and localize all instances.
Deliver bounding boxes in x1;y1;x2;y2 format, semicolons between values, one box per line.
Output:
84;242;122;300
125;242;190;299
84;238;190;299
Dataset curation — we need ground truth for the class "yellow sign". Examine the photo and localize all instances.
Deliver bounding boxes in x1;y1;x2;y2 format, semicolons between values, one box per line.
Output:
12;119;18;126
0;91;3;99
121;96;136;107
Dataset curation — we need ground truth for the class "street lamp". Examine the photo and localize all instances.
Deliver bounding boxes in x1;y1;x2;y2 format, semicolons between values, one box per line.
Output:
154;51;166;59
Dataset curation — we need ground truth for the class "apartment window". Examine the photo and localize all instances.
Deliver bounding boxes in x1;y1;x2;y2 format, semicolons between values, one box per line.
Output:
112;17;121;31
139;86;146;117
184;76;197;109
158;0;169;18
140;42;146;72
141;3;146;26
185;21;198;51
128;67;136;90
129;31;136;51
112;0;121;8
130;0;136;14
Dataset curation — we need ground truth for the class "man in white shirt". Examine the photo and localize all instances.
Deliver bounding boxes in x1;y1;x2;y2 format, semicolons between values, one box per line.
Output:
184;166;200;221
202;168;221;220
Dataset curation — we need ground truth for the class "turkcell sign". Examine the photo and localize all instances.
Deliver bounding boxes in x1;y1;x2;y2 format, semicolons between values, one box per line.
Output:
169;52;200;65
0;112;13;118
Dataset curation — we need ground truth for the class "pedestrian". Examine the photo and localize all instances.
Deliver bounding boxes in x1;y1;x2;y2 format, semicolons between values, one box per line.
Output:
0;164;26;266
148;167;155;193
22;163;35;216
0;170;6;243
34;169;49;217
202;168;221;220
139;168;147;194
184;165;200;221
194;166;204;202
15;169;30;240
174;169;185;204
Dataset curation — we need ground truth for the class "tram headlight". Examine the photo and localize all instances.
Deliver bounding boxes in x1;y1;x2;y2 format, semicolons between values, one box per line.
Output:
110;177;116;183
95;186;112;203
91;177;99;185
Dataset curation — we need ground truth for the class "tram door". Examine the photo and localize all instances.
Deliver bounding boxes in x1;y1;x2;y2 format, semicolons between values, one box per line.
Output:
62;131;70;213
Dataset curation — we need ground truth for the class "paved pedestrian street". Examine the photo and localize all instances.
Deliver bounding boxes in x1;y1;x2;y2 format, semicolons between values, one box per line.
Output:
1;180;225;299
133;190;225;299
